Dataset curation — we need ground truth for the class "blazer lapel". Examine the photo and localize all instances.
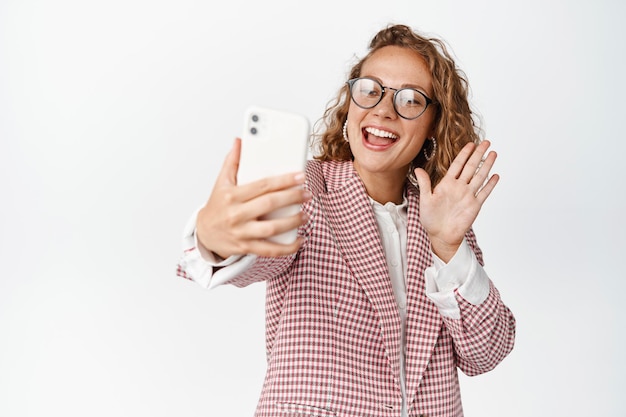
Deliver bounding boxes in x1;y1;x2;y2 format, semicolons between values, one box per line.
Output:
318;162;403;385
403;184;443;399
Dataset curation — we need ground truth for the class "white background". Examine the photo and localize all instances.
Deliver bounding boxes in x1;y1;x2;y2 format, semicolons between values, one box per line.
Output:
1;0;625;416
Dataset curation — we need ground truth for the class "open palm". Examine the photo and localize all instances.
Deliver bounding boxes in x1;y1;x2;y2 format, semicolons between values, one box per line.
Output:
415;140;499;262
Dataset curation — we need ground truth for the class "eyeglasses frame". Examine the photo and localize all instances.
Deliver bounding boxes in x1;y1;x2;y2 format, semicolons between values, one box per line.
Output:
346;77;435;120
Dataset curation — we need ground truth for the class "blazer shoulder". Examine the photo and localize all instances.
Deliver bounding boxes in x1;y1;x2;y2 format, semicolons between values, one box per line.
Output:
304;160;326;195
305;159;356;195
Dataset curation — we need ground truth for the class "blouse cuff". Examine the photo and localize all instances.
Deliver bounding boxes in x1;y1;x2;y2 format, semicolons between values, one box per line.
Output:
179;208;250;289
425;238;490;319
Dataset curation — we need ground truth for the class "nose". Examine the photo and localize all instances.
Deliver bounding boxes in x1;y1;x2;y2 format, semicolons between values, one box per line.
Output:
372;89;397;119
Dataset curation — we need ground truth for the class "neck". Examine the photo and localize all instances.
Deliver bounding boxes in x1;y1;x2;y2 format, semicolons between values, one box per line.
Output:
356;169;406;205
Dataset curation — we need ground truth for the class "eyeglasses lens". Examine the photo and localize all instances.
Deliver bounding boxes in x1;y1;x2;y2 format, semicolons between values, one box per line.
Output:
350;78;427;120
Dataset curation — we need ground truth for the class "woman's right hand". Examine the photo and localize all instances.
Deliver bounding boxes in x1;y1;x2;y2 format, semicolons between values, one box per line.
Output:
196;138;311;259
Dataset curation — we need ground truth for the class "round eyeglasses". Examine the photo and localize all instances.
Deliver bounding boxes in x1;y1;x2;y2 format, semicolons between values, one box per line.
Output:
347;77;434;120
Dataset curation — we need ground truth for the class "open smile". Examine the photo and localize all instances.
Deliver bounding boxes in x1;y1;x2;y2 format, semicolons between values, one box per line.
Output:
362;127;399;150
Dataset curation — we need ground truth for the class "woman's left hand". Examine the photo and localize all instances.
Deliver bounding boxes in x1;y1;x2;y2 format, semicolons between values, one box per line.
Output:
414;140;499;263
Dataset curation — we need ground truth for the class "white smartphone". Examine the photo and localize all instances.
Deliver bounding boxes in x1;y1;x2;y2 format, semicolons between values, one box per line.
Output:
237;105;311;245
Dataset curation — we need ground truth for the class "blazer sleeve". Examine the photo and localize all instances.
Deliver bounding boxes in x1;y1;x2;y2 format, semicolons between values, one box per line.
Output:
176;220;310;290
441;229;516;376
444;281;516;376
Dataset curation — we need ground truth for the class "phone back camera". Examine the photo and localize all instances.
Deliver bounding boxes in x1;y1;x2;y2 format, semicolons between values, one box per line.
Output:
250;127;258;135
251;114;259;122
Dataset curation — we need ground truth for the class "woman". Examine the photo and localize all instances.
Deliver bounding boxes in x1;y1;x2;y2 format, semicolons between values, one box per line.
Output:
178;24;515;417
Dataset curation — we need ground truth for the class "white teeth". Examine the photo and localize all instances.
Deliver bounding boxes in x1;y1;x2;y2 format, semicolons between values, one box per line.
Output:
365;127;398;139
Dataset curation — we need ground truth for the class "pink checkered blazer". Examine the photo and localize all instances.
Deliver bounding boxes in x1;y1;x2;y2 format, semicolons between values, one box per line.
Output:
178;159;515;417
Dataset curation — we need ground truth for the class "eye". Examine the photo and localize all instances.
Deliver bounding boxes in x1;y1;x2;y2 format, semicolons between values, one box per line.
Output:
397;89;425;107
364;88;379;97
359;86;380;97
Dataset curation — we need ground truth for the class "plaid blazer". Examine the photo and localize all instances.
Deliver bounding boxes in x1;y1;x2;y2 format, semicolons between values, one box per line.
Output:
180;159;515;417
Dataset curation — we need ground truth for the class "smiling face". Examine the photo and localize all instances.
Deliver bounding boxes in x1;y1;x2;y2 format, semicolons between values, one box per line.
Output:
346;45;435;196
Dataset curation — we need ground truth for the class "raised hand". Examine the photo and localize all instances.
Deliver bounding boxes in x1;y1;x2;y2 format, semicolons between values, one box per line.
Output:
196;138;311;259
414;140;499;262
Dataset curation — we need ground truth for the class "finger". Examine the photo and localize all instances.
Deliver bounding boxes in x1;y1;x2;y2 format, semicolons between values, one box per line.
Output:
235;171;307;203
239;187;312;221
469;150;497;193
215;138;242;187
446;142;476;179
475;173;500;204
243;236;305;258
245;211;308;240
413;167;432;196
459;140;492;183
223;187;310;230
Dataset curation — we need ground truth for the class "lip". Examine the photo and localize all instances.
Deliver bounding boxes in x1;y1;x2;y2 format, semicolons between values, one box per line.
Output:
361;125;399;151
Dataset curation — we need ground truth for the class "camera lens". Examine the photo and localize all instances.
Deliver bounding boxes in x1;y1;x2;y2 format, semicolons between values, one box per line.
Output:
251;114;259;122
250;127;257;135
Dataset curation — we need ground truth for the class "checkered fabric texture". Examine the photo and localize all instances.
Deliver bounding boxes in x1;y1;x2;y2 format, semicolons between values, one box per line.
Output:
177;160;515;417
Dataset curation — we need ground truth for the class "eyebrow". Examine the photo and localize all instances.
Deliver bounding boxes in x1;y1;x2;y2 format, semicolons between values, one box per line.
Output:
361;75;431;95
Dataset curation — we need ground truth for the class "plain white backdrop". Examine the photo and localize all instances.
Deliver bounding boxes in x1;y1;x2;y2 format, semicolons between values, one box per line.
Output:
1;0;625;415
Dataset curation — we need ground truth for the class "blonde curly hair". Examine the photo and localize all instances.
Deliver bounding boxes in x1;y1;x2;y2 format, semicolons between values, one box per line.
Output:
312;24;482;187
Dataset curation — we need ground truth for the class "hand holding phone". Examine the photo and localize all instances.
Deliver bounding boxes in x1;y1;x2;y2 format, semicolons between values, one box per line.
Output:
237;106;310;245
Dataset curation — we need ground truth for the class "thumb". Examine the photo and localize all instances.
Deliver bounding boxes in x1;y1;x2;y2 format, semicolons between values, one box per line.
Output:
216;138;242;186
413;167;432;196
